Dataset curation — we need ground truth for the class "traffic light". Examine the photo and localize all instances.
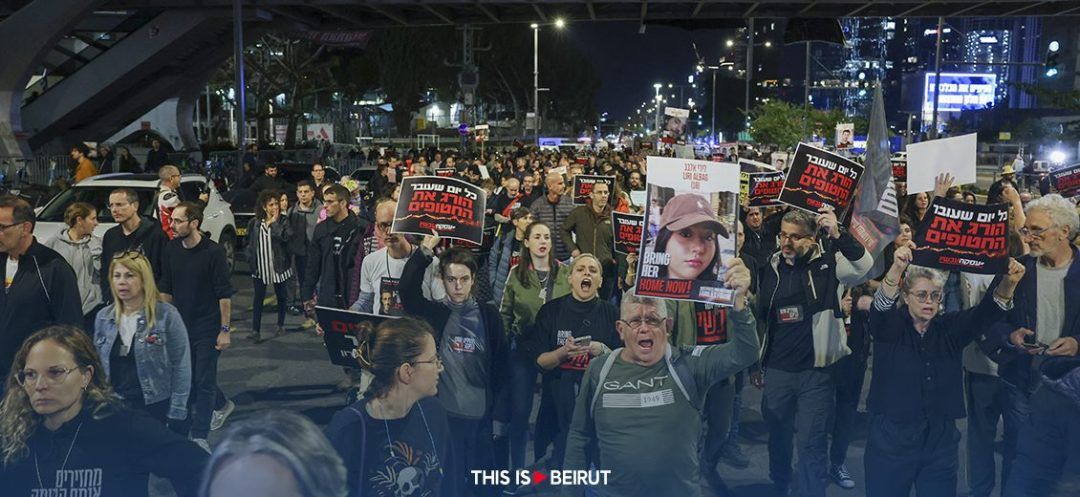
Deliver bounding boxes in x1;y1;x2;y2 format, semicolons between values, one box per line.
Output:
1045;40;1061;77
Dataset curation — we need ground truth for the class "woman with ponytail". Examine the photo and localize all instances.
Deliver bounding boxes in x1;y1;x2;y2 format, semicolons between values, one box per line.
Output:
324;317;454;497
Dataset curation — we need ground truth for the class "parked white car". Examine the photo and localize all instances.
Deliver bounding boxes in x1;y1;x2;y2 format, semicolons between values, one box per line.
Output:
33;173;237;269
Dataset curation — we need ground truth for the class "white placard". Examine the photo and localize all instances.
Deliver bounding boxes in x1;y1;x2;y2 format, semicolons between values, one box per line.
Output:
905;133;978;194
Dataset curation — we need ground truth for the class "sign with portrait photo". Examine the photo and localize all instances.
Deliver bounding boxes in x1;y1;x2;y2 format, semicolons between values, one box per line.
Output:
635;157;740;306
660;107;690;145
836;123;855;149
391;176;486;245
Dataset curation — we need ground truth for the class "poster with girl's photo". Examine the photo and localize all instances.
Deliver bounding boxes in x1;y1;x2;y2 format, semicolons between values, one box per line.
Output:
635;157;740;306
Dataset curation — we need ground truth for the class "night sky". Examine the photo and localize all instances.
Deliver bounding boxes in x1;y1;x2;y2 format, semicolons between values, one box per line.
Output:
571;22;737;120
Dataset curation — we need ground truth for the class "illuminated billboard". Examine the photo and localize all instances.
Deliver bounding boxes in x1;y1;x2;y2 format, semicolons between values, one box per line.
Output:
923;72;997;115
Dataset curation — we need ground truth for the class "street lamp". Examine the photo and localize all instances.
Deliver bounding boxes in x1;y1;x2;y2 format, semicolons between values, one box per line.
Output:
653;83;663;133
531;19;567;147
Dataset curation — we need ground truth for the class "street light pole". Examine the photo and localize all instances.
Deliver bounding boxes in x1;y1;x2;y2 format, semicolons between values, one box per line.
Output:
930;16;944;140
745;17;754;131
532;23;539;147
653;83;663;134
711;70;717;143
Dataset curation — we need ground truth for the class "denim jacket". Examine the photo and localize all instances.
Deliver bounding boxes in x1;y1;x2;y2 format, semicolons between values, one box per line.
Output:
94;301;192;420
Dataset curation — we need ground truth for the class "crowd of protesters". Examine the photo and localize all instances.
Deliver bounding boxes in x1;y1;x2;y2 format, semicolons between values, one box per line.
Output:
0;141;1077;497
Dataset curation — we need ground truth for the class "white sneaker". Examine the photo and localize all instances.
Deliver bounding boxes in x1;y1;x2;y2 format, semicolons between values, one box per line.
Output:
830;464;856;489
192;438;211;453
210;399;236;431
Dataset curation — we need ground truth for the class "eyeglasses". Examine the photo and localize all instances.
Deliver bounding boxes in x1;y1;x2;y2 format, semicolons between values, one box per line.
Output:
907;291;944;303
376;222;392;232
16;366;82;387
620;316;666;329
778;232;812;243
1019;226;1053;239
112;250;145;260
170;217;189;225
411;356;443;369
0;222;24;231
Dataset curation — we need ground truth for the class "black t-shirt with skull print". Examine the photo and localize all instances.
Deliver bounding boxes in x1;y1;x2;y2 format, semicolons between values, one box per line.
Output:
326;396;455;497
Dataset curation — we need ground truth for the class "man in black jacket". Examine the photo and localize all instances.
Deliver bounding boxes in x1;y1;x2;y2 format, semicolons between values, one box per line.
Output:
0;195;83;382
302;184;365;311
250;163;290;195
100;188;168;304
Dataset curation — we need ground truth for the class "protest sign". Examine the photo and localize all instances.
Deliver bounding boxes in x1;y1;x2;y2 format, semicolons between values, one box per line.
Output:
391;176;486;245
1050;163;1080;197
435;168;455;177
891;158;908;182
660;107;690;145
778;143;865;218
636;157;740;306
836;123;855;149
912;197;1010;275
613;212;645;255
573;175;616;205
741;170;786;207
770;152;792;171
738;158;775;173
315;307;398;367
717;143;740;161
906;133;977;194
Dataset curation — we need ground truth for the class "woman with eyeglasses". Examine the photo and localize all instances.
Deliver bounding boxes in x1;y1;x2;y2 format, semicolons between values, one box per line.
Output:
864;242;1025;497
498;220;572;471
523;254;619;470
325;317;453;497
245;190;294;342
93;251;191;428
0;325;206;496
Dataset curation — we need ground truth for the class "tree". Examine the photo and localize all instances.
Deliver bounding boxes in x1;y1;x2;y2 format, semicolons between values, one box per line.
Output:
748;101;809;149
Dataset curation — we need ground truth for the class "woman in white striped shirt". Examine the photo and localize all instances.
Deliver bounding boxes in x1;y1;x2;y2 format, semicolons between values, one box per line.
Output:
245;190;294;343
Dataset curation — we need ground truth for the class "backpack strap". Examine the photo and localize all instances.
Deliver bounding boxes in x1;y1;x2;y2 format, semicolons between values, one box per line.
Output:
589;348;622;418
665;346;700;410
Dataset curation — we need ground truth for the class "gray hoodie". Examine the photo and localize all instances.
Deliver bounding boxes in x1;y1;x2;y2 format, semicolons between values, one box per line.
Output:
43;229;103;314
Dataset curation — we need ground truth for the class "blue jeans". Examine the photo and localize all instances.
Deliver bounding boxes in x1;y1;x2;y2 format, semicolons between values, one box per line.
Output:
1003;385;1080;497
509;342;539;469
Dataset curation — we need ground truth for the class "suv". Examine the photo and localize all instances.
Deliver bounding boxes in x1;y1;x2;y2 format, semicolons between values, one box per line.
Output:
34;173;238;269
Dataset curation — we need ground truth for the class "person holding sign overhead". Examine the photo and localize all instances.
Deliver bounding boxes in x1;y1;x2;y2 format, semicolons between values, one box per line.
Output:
865;242;1024;497
400;234;508;497
754;207;873;497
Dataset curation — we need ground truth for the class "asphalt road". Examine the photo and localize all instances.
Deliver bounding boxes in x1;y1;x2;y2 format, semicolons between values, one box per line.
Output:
180;266;999;497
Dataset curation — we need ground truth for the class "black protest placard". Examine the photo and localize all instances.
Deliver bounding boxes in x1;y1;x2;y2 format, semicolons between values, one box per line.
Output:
912;197;1010;275
892;159;907;182
1050;164;1080;197
612;212;644;255
315;307;398;367
573;175;616;205
435;168;455;177
392;176;486;245
741;170;785;207
778;143;865;219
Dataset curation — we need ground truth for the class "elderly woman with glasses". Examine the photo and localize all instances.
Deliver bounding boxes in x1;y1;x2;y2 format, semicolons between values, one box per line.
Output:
863;241;1025;497
0;325;207;497
93;252;191;430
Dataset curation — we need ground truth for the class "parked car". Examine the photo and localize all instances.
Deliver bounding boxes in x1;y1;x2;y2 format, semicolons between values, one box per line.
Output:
34;173;238;270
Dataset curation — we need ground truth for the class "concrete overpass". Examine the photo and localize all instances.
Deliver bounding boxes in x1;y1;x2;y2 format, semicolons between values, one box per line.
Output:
2;0;1080;159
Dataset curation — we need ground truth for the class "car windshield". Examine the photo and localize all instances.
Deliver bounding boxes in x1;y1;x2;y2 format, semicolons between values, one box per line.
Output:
37;186;156;223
